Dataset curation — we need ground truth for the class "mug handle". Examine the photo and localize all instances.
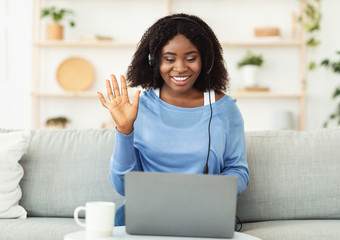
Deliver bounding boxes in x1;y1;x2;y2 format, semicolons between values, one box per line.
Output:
74;206;86;228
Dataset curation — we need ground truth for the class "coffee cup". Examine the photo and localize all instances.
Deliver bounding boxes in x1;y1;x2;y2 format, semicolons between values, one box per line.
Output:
74;201;115;237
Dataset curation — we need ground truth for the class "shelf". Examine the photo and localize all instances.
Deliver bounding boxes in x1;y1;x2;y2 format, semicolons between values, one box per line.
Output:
32;39;302;48
32;40;137;48
31;91;98;98
230;92;306;99
221;39;303;47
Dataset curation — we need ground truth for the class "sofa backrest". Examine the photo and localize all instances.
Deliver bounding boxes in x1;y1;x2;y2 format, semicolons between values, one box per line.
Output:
18;129;124;218
237;128;340;222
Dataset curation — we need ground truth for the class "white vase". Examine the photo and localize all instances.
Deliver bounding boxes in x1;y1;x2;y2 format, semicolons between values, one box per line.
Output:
241;65;259;87
272;111;294;130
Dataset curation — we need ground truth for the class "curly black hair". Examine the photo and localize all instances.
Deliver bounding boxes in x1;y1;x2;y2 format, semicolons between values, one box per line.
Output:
126;13;229;93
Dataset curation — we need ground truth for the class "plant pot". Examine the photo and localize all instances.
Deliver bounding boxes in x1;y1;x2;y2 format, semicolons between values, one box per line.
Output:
45;122;67;129
240;65;259;87
46;23;63;40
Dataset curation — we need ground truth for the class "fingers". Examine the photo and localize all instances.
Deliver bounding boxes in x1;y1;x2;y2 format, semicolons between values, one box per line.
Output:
103;74;129;105
97;92;108;108
106;79;114;102
111;74;121;98
120;75;128;97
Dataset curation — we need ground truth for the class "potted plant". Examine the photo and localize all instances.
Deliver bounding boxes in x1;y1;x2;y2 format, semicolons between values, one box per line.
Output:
41;6;75;40
45;116;70;129
237;50;264;87
320;51;340;127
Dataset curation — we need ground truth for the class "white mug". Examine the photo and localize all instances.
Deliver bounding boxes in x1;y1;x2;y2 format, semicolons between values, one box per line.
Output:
74;201;115;237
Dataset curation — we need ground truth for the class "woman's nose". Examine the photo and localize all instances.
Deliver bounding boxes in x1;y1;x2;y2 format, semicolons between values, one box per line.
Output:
173;60;188;73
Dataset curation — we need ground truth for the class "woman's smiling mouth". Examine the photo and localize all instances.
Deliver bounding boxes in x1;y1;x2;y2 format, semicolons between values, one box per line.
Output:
172;76;190;81
171;76;191;86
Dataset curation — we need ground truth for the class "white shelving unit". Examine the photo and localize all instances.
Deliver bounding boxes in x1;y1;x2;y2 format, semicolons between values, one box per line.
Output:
31;0;307;130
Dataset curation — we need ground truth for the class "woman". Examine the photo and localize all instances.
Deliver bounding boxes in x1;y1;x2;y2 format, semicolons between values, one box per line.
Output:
98;13;249;226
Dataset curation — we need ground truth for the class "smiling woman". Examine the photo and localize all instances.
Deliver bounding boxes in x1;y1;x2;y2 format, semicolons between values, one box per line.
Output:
98;13;249;227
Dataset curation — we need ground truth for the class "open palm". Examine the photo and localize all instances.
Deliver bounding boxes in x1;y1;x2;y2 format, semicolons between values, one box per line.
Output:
98;74;140;135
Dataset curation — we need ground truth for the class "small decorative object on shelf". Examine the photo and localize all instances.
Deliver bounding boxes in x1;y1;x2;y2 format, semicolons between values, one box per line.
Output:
272;110;294;130
41;6;75;40
80;34;113;42
238;87;270;92
56;57;95;92
45;116;70;129
237;50;264;88
254;27;281;41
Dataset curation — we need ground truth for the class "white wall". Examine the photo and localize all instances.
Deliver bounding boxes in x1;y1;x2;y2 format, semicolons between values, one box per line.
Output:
0;0;339;130
0;0;32;129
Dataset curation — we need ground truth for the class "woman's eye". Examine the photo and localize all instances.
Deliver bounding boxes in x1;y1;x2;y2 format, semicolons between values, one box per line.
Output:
187;57;196;62
165;58;175;62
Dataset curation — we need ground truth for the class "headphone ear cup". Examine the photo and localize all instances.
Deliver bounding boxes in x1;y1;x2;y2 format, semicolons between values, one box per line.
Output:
148;54;154;67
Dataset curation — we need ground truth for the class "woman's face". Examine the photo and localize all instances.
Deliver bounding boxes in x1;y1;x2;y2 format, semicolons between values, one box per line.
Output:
159;34;202;95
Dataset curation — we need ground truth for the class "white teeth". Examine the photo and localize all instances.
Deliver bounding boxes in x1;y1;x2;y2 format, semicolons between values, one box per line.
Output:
172;76;189;81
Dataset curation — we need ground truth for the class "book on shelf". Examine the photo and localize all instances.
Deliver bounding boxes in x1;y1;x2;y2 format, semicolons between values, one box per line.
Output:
237;86;270;92
80;34;113;41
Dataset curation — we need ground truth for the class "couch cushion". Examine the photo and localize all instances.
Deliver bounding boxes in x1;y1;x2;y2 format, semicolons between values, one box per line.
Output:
0;130;30;219
18;129;124;217
0;217;82;240
237;128;340;222
240;220;340;240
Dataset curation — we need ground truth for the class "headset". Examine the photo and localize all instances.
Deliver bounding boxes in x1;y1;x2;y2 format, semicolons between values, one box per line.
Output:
148;16;214;174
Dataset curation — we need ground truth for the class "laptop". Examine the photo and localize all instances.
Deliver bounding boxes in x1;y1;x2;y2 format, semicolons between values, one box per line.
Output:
125;171;238;238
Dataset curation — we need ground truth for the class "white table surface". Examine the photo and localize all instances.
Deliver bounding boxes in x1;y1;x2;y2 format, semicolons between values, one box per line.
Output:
64;227;261;240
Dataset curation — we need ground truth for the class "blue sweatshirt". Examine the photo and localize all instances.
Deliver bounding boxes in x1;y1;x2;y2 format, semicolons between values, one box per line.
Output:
110;89;249;196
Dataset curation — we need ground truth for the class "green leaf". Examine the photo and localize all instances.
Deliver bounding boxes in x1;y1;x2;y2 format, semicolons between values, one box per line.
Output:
332;88;340;99
323;121;328;128
320;59;329;67
331;62;340;73
41;9;50;18
309;61;316;70
307;37;320;47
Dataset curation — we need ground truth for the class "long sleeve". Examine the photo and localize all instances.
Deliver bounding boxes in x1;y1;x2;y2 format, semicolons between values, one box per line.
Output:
221;104;249;195
109;90;249;196
110;128;142;196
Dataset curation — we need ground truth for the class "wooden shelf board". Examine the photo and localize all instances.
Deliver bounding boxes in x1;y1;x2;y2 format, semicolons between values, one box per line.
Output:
32;40;302;48
31;91;98;98
33;40;137;48
221;40;303;47
230;92;306;98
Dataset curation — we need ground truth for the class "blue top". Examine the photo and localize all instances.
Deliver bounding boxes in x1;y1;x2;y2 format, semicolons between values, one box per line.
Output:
110;89;249;196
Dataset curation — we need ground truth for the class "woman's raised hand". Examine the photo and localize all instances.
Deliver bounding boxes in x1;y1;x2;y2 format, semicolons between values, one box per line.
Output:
98;74;140;135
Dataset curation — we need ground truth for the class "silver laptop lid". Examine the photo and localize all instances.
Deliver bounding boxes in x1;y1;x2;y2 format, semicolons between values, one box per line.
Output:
125;172;238;238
